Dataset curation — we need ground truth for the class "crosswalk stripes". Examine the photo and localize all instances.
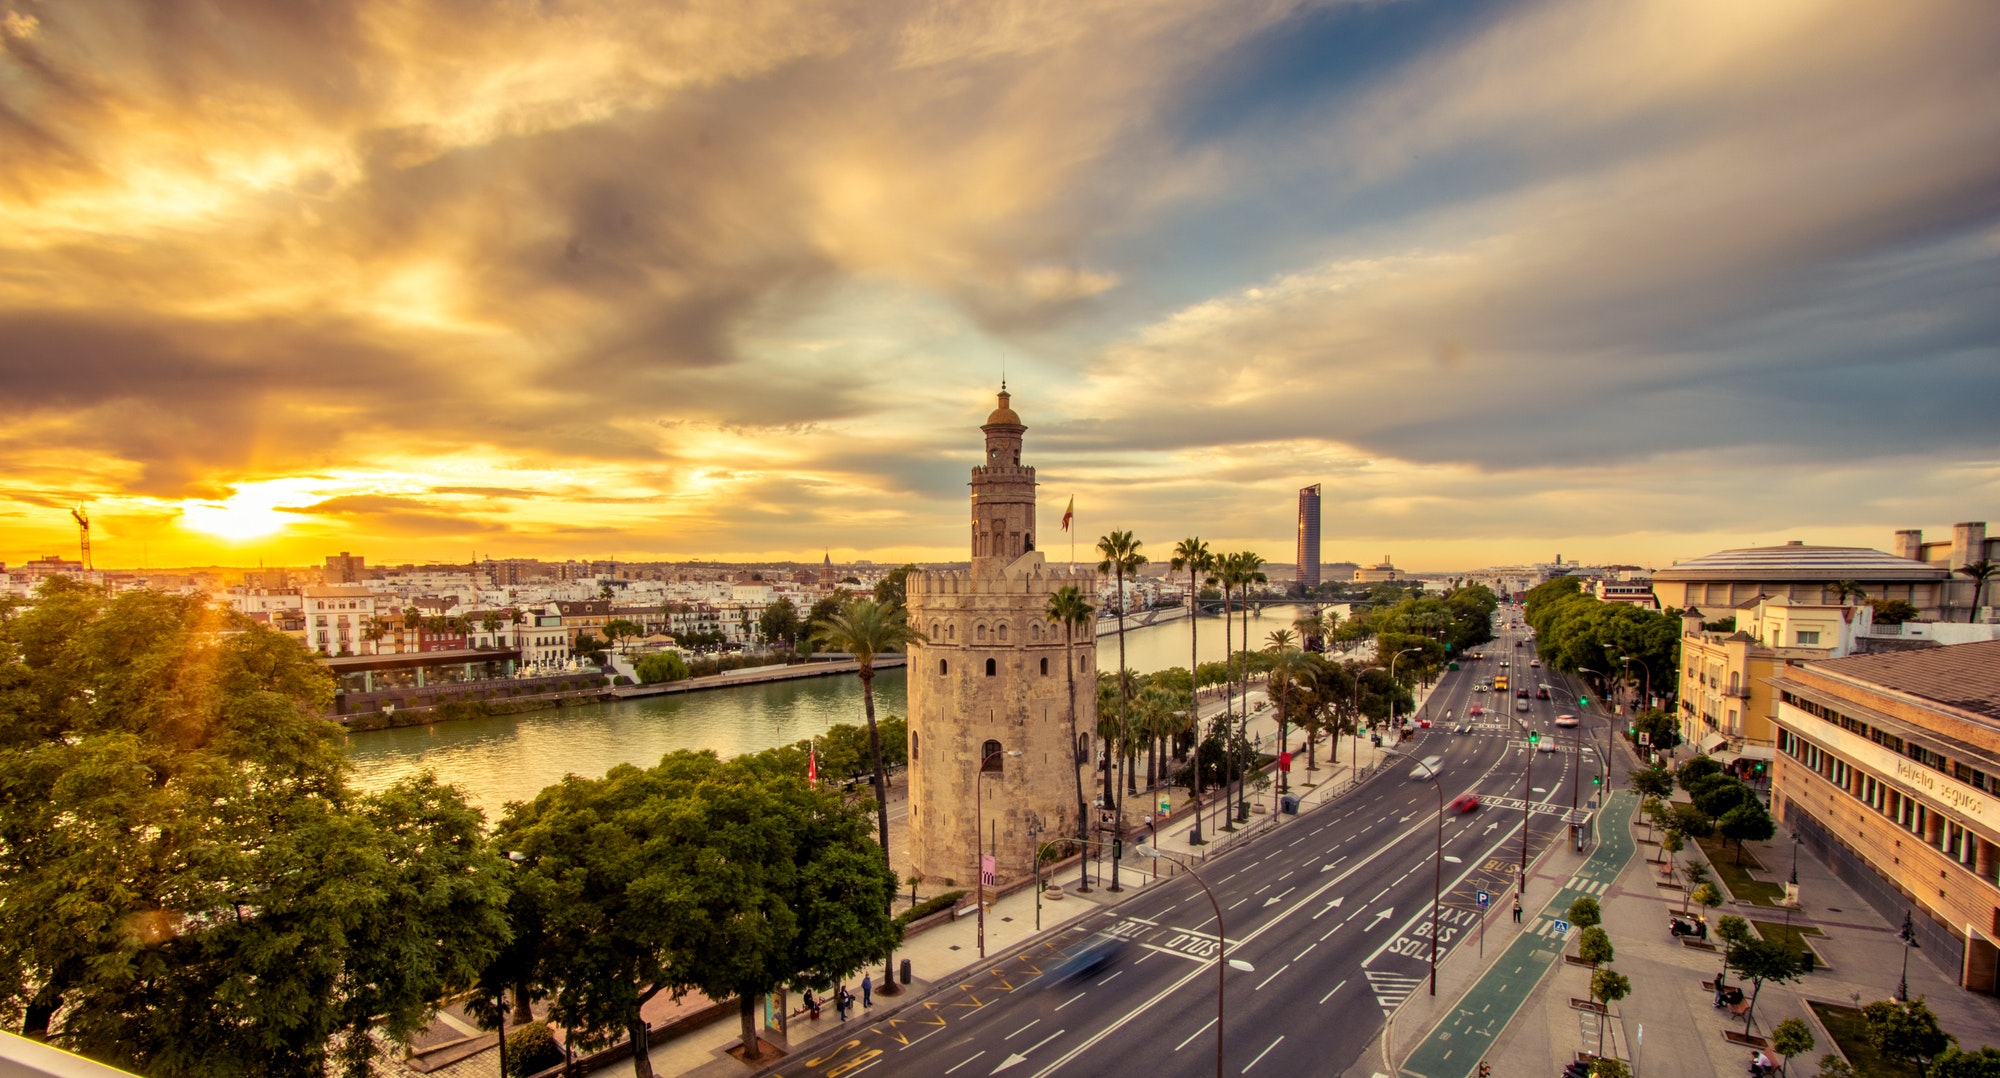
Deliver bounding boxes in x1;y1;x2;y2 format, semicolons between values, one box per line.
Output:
1365;969;1425;1013
1564;876;1609;896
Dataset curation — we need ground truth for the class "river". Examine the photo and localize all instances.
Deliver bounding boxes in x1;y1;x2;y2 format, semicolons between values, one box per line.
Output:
343;602;1337;816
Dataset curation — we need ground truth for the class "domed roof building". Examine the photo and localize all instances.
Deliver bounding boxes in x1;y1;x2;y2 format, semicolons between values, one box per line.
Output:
1652;540;1950;619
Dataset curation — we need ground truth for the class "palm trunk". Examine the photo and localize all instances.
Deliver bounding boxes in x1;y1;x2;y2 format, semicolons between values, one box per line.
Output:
1222;581;1236;828
858;667;900;995
1065;624;1091;893
1189;572;1203;834
1111;566;1128;892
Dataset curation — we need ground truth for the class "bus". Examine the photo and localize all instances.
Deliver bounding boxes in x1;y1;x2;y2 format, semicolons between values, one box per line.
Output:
1494;674;1509;692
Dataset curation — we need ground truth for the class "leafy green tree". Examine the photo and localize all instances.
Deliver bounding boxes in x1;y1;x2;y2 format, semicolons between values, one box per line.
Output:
1814;1053;1859;1078
873;564;919;608
1691;883;1724;922
1862;998;1953;1069
1631;709;1682;752
504;1022;565;1076
1871;599;1921;625
1719;801;1778;862
1591;1059;1630;1078
1661;829;1684;878
1047;585;1096;889
635;651;691;684
1928;1045;2000;1078
1589;967;1631;1048
1577;926;1614;967
756;598;801;649
1772;1017;1815;1077
1629;767;1675;801
0;580;509;1077
1829;580;1869;605
811;599;926;994
1689;774;1755;818
1264;636;1316;796
1568;895;1603;931
494;750;898;1071
1727;937;1806;1036
572;630;609;664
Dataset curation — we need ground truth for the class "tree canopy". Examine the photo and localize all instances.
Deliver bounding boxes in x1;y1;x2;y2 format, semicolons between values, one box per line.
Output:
0;579;510;1077
493;748;899;1070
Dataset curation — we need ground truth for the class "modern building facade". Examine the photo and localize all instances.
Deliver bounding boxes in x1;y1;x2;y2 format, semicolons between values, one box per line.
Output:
1895;522;1999;621
904;389;1097;886
323;551;367;584
1652;539;1951;619
1769;640;2000;992
1297;484;1322;589
1353;557;1400;584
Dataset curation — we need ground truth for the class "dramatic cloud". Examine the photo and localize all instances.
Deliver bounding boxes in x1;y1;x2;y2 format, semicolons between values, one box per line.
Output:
1;0;1993;569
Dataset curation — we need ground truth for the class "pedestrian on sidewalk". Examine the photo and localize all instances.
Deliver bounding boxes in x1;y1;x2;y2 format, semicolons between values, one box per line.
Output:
803;988;820;1021
1512;896;1522;924
836;984;853;1021
862;973;873;1008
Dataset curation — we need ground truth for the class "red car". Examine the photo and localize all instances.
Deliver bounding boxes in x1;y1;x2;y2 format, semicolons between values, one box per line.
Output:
1468;705;1485;716
1418;718;1432;729
1451;794;1481;813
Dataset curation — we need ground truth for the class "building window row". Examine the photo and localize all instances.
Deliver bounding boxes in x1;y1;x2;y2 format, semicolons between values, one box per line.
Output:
1779;729;1995;883
1781;691;1988;792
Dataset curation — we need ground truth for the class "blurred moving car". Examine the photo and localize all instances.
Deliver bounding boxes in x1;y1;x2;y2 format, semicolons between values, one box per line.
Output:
1536;736;1559;752
1468;705;1485;716
1451;793;1480;812
1537;688;1551;700
1049;934;1128;985
1554;714;1580;728
1409;755;1443;780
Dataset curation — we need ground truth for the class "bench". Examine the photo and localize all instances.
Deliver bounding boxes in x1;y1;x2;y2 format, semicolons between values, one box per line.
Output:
1729;999;1753;1018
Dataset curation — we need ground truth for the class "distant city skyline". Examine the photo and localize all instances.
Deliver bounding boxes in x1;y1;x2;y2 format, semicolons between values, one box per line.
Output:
3;1;1994;572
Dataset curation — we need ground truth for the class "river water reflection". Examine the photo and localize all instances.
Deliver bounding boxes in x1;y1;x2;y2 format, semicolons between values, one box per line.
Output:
343;602;1336;816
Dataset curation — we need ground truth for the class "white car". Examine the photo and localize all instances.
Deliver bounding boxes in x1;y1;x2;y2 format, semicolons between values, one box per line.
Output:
1409;755;1443;781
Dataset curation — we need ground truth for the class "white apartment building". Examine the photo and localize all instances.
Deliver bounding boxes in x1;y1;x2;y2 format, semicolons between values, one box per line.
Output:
300;585;385;657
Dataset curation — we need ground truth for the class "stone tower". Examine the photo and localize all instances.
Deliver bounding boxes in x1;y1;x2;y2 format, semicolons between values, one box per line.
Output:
906;388;1098;886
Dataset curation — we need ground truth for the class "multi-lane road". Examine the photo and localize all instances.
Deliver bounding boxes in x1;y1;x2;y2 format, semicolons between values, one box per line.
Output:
779;610;1624;1078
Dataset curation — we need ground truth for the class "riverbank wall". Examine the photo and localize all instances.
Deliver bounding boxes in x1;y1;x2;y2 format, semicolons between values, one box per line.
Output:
335;655;911;730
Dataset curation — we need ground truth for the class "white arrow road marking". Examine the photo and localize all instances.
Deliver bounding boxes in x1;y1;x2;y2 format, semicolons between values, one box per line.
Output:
991;1030;1064;1073
1400;813;1416;822
1368;907;1396;929
1484;822;1499;834
1313;897;1345;920
1321;857;1347;873
1263;887;1295;908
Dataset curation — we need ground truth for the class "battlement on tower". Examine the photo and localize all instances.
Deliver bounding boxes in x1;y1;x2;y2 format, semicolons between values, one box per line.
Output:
908;555;1094;597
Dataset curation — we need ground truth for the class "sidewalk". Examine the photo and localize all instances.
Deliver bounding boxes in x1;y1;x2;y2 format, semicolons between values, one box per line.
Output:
1373;756;2000;1078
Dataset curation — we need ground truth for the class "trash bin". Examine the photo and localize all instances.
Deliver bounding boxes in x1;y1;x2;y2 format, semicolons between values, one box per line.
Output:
1800;949;1814;973
1281;795;1300;815
900;958;911;985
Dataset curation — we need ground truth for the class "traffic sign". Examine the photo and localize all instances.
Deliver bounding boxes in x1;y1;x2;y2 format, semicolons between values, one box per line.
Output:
1552;918;1571;937
1639;732;1651;746
1476;891;1490;909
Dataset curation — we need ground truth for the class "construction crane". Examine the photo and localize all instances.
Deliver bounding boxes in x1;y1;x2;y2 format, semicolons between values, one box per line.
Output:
70;505;91;571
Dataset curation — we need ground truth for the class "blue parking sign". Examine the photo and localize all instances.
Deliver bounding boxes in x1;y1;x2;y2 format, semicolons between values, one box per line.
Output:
1476;891;1489;909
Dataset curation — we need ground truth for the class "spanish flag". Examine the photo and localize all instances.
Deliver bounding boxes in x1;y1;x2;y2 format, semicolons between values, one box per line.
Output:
1061;496;1074;531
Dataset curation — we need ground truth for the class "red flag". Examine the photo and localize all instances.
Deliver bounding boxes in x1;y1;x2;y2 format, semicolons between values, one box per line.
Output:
808;744;818;787
1061;496;1074;531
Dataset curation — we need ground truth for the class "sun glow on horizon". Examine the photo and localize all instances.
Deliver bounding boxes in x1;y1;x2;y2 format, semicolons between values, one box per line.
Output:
177;478;338;542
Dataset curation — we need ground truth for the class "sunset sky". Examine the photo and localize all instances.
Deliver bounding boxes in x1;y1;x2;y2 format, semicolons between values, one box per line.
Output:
3;0;1995;572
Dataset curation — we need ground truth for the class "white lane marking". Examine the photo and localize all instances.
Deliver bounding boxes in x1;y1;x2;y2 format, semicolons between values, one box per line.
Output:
1006;1019;1039;1040
1173;1017;1218;1052
1053;992;1086;1011
1254;963;1290;990
1094;970;1123;986
945;1051;986;1074
1294;943;1315;962
1318;978;1348;1005
1243;1035;1285;1072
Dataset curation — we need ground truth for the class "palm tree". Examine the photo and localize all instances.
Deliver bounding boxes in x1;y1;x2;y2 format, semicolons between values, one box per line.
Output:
1292;611;1325;653
1170;538;1216;844
1264;635;1315;798
1095;530;1146;892
1046;585;1096;894
1829;580;1868;605
1215;554;1240;828
810;598;926;995
1958;561;1996;621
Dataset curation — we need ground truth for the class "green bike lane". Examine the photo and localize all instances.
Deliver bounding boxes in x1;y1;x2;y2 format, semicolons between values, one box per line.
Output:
1399;790;1637;1078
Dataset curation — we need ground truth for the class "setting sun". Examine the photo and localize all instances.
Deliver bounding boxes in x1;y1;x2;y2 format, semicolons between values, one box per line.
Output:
176;479;328;542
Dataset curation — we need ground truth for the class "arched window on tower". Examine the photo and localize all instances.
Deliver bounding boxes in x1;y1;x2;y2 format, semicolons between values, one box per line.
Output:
981;739;1004;773
997;623;1009;642
1076;733;1090;764
948;624;956;641
985;658;997;677
976;623;987;643
912;731;920;761
939;658;948;675
1040;656;1048;676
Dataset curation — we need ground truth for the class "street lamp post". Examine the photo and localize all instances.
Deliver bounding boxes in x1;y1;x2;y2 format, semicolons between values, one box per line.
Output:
975;746;1020;958
1378;747;1446;995
1897;911;1920;1002
1136;843;1254;1078
1025;812;1046;931
1618;653;1654;715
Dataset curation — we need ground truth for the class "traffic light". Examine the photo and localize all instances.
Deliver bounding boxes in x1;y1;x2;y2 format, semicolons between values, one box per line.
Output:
1528;731;1541;746
1593;774;1602;786
1113;838;1123;860
1578;695;1590;708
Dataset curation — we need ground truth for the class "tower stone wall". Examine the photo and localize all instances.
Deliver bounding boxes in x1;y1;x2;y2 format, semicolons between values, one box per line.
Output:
906;389;1098;886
